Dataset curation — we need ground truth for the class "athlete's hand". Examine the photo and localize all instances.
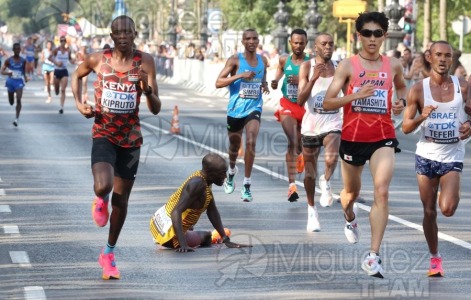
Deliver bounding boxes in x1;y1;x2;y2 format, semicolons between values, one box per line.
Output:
311;63;326;82
138;65;150;91
459;121;471;140
77;100;95;119
175;245;195;253
421;104;437;120
261;83;270;95
224;240;253;248
357;83;375;99
392;99;404;116
240;71;256;80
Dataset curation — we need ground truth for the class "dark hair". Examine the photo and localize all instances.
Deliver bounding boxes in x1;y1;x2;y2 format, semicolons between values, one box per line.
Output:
243;28;258;38
355;12;389;32
429;40;451;53
111;15;136;31
290;28;307;38
403;48;411;54
12;42;20;49
315;32;333;43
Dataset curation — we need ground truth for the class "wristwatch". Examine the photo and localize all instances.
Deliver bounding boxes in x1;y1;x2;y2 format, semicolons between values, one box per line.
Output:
143;86;153;95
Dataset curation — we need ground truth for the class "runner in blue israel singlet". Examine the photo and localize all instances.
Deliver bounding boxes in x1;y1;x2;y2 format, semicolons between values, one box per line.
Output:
227;53;264;118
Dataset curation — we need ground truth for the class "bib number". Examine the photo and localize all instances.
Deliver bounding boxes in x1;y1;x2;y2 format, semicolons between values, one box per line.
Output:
152;205;173;236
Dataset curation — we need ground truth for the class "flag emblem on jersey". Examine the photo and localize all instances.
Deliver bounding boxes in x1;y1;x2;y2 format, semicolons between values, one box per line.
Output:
379;72;387;78
286;65;292;71
344;154;352;161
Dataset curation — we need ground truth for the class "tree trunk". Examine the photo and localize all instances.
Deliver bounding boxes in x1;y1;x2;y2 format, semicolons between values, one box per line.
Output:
378;0;385;12
423;0;431;50
439;0;447;40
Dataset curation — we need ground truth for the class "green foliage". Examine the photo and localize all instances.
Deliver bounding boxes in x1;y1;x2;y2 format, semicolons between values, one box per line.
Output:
414;0;471;51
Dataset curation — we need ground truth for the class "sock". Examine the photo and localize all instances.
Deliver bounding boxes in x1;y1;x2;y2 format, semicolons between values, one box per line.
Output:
431;252;441;258
369;251;379;258
104;243;115;254
243;177;251;185
289;182;296;188
228;167;236;175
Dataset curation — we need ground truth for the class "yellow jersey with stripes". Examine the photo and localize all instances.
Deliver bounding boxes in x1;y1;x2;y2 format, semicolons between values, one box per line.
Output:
150;170;213;248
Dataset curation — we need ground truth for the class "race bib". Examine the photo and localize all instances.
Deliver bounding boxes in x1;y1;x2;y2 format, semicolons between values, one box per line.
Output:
313;93;338;114
239;82;261;99
101;87;137;114
424;114;459;144
152;205;173;236
351;87;388;114
287;83;298;99
11;70;23;79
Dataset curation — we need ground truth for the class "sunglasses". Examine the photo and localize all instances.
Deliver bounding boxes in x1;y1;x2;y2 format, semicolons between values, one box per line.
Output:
60;40;66;42
359;29;385;38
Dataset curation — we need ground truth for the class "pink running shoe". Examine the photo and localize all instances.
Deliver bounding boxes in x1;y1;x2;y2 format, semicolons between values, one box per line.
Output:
428;257;444;277
92;196;109;227
98;250;120;280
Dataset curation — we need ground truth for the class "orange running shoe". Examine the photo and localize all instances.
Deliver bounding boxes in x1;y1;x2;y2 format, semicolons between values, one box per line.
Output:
92;196;109;227
287;184;299;202
98;249;120;280
296;154;304;173
428;257;444;277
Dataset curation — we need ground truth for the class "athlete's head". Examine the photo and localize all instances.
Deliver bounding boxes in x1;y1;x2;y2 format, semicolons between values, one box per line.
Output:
242;29;259;54
110;15;137;52
314;33;334;61
355;12;388;54
289;29;307;56
12;43;21;56
202;153;227;186
427;41;453;76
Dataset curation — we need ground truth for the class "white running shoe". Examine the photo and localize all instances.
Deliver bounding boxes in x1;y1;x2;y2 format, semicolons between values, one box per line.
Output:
319;174;334;207
223;166;238;194
361;253;384;278
344;203;360;243
306;205;321;232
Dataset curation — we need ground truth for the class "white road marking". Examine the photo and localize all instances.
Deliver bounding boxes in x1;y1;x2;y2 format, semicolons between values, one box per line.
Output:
0;205;11;212
140;119;471;251
0;189;6;196
24;286;47;300
9;251;32;267
3;225;19;234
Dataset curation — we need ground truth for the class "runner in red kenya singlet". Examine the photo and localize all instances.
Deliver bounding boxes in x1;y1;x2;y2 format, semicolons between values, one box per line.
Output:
72;15;161;280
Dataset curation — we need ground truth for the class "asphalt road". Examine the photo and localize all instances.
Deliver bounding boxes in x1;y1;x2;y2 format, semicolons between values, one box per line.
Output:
1;75;471;300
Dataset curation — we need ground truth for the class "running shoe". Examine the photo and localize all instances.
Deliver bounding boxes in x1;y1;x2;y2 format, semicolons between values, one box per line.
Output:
92;196;109;227
223;166;238;194
98;249;120;280
12;120;18;127
361;253;384;278
59;108;64;114
46;96;51;103
241;184;253;202
296;153;304;173
287;184;299;202
306;205;321;232
344;203;360;243
319;174;333;207
428;257;444;277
